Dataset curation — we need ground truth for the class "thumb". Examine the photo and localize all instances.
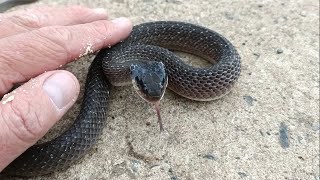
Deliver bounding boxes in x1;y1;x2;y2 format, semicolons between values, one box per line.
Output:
0;70;80;171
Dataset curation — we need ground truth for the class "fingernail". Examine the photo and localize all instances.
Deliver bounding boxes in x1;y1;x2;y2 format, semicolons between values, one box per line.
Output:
43;72;77;109
93;8;107;15
111;17;131;26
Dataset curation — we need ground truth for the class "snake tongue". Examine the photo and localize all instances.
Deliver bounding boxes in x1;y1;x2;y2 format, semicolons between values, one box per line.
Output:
154;101;164;132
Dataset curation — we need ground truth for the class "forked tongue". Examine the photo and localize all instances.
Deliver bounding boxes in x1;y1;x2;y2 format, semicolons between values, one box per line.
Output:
154;101;164;131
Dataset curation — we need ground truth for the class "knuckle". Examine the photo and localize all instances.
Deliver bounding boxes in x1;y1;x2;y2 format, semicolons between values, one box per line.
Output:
1;97;43;143
0;42;28;96
9;13;42;29
37;26;73;42
91;21;114;37
34;26;72;57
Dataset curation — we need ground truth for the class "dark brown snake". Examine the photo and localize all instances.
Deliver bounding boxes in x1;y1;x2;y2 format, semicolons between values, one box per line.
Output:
0;7;241;176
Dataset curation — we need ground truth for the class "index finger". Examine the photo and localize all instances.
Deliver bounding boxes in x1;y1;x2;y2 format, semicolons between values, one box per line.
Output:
0;17;132;95
0;6;109;38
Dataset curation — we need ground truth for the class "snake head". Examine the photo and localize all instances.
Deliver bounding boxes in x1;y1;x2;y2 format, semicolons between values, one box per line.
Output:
130;61;168;104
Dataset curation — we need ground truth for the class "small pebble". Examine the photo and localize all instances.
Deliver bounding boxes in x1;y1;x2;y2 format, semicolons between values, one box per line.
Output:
243;95;257;106
279;122;289;149
168;168;177;180
276;49;283;54
311;122;320;131
253;53;260;59
165;0;182;4
300;11;307;17
259;129;264;136
238;172;248;178
224;12;234;20
203;154;217;160
130;160;141;172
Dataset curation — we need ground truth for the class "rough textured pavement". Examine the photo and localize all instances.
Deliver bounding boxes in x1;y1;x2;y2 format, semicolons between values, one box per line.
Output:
6;0;320;179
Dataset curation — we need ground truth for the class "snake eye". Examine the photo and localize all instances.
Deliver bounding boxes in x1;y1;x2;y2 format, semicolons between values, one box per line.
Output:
130;65;136;74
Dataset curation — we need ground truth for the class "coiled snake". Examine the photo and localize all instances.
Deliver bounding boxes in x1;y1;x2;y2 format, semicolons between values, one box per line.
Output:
1;21;241;176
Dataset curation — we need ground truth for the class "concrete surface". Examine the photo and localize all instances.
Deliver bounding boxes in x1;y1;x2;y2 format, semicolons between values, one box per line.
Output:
8;0;319;179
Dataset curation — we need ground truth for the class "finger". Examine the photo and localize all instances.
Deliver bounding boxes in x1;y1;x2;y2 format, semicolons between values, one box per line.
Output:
0;6;108;38
0;70;79;171
0;17;132;95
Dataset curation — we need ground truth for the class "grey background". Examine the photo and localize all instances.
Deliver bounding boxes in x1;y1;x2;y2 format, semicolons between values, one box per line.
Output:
8;0;320;179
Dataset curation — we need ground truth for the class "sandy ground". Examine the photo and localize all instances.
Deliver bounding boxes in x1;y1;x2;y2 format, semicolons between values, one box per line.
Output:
5;0;319;179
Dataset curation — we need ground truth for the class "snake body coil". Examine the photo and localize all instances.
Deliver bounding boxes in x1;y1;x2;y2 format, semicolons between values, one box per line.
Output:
1;21;241;176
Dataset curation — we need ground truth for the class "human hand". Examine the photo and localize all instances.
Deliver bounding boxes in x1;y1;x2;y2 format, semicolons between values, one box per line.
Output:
0;6;132;171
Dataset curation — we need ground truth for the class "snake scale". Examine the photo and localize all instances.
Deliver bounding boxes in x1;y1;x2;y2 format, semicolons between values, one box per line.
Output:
1;21;241;176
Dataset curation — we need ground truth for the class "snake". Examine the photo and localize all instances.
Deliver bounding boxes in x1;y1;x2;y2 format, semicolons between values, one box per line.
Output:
0;14;241;177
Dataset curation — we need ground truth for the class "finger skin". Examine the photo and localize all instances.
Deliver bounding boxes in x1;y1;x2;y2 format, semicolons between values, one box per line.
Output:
0;6;108;38
0;70;80;171
0;18;132;95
